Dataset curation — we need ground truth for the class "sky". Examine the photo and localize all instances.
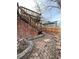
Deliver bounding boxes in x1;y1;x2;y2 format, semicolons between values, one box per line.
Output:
17;0;37;11
17;0;61;25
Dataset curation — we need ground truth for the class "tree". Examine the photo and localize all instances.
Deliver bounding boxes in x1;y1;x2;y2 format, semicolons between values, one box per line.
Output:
34;0;61;12
51;0;61;8
34;0;60;17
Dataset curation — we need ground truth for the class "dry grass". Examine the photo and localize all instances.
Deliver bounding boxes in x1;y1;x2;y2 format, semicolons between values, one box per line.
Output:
43;27;61;35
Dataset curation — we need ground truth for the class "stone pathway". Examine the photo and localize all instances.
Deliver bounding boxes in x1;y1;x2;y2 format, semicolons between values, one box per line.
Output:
28;34;56;59
18;33;61;59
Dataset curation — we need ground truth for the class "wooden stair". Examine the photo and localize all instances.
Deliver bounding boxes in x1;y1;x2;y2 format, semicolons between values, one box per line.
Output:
17;4;42;33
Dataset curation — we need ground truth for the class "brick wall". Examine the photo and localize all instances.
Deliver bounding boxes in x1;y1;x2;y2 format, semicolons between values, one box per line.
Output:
17;17;38;40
